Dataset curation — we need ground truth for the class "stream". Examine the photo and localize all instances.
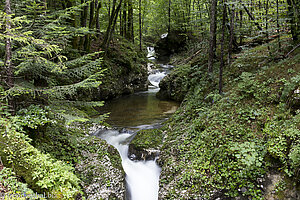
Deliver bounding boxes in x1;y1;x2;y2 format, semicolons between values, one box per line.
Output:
93;47;179;200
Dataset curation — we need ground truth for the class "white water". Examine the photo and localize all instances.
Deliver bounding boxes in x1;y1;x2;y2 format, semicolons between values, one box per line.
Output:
147;47;156;61
148;71;167;88
100;130;161;200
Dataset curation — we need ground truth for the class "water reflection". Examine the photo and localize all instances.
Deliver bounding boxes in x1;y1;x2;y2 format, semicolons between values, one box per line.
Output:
98;91;179;128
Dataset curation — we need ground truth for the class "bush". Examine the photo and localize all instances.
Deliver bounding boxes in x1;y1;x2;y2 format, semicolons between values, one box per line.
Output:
0;115;82;200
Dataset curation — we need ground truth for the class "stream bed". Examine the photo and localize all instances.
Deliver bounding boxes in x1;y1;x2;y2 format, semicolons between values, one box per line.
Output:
94;47;179;200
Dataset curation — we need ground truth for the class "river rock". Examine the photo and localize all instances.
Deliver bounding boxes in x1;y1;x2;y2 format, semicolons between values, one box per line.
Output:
75;136;125;200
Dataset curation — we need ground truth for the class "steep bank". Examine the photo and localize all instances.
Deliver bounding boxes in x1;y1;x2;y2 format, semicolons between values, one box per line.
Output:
131;38;300;199
92;37;148;100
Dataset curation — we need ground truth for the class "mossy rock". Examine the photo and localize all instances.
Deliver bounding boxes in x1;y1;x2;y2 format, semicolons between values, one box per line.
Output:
130;129;163;150
128;129;163;161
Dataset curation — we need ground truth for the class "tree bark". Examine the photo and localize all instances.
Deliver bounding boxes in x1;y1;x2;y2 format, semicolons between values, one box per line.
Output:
208;0;217;73
139;0;142;50
95;0;101;37
122;0;127;37
79;0;89;51
276;0;281;51
168;0;171;34
219;0;226;94
228;2;235;65
4;0;15;112
4;0;13;89
239;9;243;44
287;0;298;41
127;0;134;43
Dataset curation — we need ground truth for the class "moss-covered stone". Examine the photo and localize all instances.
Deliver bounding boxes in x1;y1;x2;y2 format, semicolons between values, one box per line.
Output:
130;129;163;150
75;136;125;200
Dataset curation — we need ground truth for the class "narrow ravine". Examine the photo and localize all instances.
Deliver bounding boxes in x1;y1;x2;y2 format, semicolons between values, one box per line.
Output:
94;47;178;200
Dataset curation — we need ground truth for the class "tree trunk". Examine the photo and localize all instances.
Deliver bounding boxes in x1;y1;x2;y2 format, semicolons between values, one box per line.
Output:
276;0;281;51
287;0;298;41
168;0;171;34
127;0;134;43
102;0;123;49
4;0;13;89
122;0;127;37
95;0;101;37
84;1;95;52
239;9;243;44
219;0;226;94
80;0;89;51
139;0;142;50
241;0;263;31
4;0;14;112
208;0;217;73
228;2;235;65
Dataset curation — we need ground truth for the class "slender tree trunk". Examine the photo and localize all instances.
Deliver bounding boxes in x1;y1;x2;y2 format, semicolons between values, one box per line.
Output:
102;0;123;49
241;0;263;31
80;0;89;50
287;0;297;41
239;9;243;44
107;0;123;47
122;0;127;37
5;0;13;89
276;0;281;51
4;0;14;112
220;0;226;94
139;0;142;50
84;1;95;52
95;0;101;37
168;0;171;34
228;2;235;65
208;0;217;73
127;0;134;43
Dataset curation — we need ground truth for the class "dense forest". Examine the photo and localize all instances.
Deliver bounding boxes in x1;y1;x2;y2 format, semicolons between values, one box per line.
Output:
0;0;299;199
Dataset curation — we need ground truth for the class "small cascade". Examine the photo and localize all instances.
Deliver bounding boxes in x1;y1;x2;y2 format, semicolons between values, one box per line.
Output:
148;71;167;88
95;130;161;200
147;47;156;61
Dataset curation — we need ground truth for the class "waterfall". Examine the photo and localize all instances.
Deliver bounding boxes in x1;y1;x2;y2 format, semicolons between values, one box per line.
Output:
99;130;161;200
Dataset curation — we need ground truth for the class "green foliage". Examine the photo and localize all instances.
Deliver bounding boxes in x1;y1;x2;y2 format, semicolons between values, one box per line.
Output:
0;114;82;199
16;105;53;129
0;167;40;200
237;72;258;98
158;40;300;199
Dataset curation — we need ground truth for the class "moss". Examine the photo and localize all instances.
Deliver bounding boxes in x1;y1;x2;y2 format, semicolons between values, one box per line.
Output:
130;129;164;150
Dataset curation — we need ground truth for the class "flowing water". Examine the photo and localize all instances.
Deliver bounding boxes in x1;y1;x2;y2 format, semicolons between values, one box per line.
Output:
94;47;178;200
95;130;161;200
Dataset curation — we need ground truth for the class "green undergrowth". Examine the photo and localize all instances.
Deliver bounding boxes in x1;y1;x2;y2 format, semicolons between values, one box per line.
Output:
0;103;123;199
0;166;44;200
0;110;82;199
157;39;300;199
